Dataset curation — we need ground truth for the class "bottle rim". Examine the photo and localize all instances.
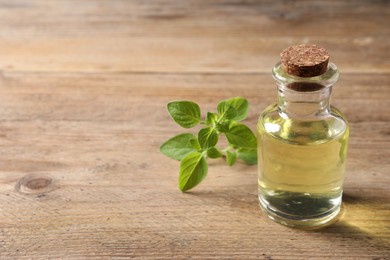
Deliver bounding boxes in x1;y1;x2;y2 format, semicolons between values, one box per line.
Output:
272;61;339;91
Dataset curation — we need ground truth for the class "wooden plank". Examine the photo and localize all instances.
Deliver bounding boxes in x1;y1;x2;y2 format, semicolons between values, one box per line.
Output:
0;1;389;73
0;36;388;74
1;72;389;123
0;0;388;38
0;118;388;189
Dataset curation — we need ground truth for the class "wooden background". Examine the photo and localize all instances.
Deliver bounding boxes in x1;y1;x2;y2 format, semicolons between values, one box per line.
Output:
0;0;389;259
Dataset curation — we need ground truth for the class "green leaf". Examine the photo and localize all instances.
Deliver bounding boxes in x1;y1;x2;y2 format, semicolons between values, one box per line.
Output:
206;112;218;125
217;102;237;120
198;127;218;149
217;97;249;121
216;121;231;133
226;150;237;166
207;147;222;159
160;133;197;160
167;101;201;128
190;138;201;150
179;152;208;191
237;148;257;165
226;97;249;121
225;123;257;149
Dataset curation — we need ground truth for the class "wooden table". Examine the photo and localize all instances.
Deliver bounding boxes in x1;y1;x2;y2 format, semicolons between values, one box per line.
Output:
0;1;389;259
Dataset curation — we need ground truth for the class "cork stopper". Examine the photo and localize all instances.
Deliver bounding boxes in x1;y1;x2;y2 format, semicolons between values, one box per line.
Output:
281;44;330;77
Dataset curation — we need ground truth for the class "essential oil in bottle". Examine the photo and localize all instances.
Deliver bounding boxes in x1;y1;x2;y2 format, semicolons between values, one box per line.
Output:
257;44;349;229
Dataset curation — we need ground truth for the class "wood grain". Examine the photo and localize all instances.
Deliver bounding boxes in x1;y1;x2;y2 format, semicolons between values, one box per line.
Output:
0;0;389;259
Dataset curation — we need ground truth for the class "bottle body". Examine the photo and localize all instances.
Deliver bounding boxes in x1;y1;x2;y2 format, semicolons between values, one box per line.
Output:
257;62;349;228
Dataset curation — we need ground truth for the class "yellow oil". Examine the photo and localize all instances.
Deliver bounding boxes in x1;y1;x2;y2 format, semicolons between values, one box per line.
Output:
257;104;349;228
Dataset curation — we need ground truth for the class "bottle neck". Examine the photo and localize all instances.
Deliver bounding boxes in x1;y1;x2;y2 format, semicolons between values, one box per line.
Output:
277;84;332;118
272;61;339;119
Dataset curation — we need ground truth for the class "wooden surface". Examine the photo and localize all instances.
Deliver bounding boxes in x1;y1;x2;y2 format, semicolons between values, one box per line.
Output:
0;0;389;259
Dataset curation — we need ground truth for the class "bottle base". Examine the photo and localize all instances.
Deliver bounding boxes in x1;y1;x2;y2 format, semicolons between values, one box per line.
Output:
258;194;342;230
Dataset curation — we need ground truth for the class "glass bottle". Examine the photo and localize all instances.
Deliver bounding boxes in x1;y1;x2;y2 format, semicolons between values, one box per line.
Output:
257;45;349;229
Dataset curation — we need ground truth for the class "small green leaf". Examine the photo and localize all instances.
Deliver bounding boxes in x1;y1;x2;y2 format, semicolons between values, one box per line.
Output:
160;133;197;160
216;121;231;133
190;138;201;150
207;147;222;159
217;97;249;121
225;123;257;149
179;152;208;191
226;150;237;166
237;148;257;165
198;127;218;149
167;101;201;128
217;102;237;120
226;97;249;121
206;112;218;125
